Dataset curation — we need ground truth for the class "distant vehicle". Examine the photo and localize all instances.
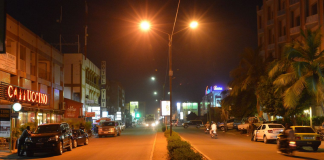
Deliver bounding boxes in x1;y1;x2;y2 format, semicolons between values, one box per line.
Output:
171;120;178;127
98;121;121;137
145;114;156;127
238;117;266;131
218;118;241;131
253;123;284;143
24;122;73;156
277;126;321;151
183;120;204;128
72;129;89;148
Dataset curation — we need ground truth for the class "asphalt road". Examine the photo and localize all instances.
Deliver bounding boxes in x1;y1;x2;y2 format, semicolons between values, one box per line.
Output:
1;126;157;160
173;126;324;160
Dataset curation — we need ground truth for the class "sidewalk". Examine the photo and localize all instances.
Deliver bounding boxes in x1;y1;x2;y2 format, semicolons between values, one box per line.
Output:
152;130;169;160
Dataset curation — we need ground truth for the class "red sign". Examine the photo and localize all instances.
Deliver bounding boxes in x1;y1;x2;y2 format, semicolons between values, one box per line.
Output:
85;112;95;117
7;85;48;105
64;98;83;118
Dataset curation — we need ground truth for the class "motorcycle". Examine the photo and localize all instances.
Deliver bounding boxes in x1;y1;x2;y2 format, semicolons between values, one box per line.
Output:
205;127;210;134
183;124;188;129
210;129;217;139
278;140;296;156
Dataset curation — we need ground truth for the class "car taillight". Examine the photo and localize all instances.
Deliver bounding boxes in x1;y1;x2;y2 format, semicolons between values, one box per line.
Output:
289;141;296;147
268;130;273;133
316;137;320;141
295;136;301;140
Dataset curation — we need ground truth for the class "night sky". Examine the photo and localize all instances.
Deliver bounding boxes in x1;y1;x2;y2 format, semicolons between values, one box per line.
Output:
6;0;263;114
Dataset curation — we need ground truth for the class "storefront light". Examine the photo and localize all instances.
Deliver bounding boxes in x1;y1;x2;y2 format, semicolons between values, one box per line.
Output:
13;102;22;111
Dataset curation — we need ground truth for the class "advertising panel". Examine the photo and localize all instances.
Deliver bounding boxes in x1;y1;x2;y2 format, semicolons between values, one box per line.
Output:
161;101;170;116
0;121;10;138
85;112;95;117
101;89;106;108
64;98;83;118
130;101;138;115
101;61;106;85
116;112;121;120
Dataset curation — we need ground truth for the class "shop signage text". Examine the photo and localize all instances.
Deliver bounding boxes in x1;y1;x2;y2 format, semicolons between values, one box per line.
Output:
0;108;10;121
7;85;48;105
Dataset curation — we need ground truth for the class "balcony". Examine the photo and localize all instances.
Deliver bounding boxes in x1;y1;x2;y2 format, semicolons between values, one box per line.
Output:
290;26;300;35
267;44;275;50
86;79;100;90
267;19;274;26
258;28;264;34
306;14;318;25
277;9;285;17
278;36;286;43
290;0;300;6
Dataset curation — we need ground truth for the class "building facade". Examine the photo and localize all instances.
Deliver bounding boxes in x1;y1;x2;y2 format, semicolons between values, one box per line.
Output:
176;102;199;122
257;0;323;116
0;15;64;150
106;80;125;121
63;53;101;123
200;85;223;116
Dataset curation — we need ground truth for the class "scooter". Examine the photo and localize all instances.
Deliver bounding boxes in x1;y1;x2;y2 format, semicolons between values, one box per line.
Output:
279;141;296;156
183;124;188;129
210;129;217;139
205;127;210;134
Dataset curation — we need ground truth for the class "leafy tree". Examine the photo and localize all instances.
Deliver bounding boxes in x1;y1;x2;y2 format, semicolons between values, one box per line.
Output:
269;28;324;112
186;112;198;121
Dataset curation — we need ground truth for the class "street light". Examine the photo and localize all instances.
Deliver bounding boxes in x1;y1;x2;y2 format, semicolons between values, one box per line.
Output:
154;91;157;95
140;21;198;136
151;77;155;81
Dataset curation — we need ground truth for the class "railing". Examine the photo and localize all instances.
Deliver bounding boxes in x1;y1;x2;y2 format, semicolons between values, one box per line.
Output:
277;9;285;17
86;79;100;89
290;26;300;35
278;36;286;43
306;14;318;24
258;28;264;34
267;44;275;50
267;19;274;26
290;0;300;6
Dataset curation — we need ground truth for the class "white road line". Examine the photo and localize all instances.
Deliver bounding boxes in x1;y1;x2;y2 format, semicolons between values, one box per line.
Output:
180;136;211;160
150;132;157;160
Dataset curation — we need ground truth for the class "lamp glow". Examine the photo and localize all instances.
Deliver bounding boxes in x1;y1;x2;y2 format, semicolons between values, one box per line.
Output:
140;21;150;30
190;21;198;28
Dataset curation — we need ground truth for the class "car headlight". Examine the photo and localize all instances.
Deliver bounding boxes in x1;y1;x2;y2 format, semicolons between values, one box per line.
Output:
25;137;32;143
48;135;59;141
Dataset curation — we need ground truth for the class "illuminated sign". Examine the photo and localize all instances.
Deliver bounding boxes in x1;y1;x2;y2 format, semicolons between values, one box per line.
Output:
161;101;170;116
6;85;48;105
205;85;223;94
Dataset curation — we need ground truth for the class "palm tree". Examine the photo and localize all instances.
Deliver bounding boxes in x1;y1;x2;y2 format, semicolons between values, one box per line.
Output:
269;28;324;111
229;48;265;116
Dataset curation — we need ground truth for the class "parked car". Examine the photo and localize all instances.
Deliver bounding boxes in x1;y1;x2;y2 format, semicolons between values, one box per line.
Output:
72;129;89;148
218;119;241;131
98;121;121;137
253;123;284;143
238;117;266;131
183;120;204;128
277;126;321;151
24;122;73;156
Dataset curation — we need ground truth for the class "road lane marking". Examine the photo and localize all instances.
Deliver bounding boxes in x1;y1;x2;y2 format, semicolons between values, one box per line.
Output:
150;132;157;160
180;136;211;160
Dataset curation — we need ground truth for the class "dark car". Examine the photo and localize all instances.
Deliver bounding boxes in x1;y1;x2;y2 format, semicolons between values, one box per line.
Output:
24;122;73;156
183;120;204;128
72;129;89;148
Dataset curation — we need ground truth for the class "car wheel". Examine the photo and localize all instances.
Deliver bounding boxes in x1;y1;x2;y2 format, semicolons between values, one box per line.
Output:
114;132;117;137
73;139;77;148
312;146;319;151
263;136;268;143
118;131;121;136
220;126;225;131
67;139;72;151
56;142;63;155
84;138;89;145
253;135;257;142
26;151;34;157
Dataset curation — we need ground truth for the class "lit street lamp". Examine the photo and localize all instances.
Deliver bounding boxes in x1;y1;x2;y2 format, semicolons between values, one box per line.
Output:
151;77;155;81
154;91;157;95
139;3;198;136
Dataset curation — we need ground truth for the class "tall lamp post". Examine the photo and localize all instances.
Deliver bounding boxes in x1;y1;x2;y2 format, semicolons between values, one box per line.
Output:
140;21;198;136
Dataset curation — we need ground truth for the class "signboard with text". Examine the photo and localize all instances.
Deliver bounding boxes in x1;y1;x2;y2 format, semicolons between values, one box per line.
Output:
161;101;170;116
64;98;83;118
101;61;106;85
0;53;16;74
85;112;95;117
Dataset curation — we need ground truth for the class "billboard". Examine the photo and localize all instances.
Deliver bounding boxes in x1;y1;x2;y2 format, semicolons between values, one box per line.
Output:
64;98;83;118
0;0;5;53
161;101;170;116
116;112;121;120
130;101;138;115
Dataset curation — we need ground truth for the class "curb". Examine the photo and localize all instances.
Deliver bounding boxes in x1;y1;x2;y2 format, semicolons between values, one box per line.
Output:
179;136;210;160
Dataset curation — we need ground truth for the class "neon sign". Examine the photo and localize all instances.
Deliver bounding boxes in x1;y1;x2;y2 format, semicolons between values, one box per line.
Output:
205;85;223;94
7;85;48;105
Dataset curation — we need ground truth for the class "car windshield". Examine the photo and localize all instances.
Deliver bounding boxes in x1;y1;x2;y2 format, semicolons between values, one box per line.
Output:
294;127;315;133
35;125;60;134
101;122;115;126
268;125;284;128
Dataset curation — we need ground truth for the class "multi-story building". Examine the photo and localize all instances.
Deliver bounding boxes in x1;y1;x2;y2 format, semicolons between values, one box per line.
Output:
200;85;223;116
0;15;64;150
106;80;125;121
257;0;323;116
63;53;101;123
176;102;199;122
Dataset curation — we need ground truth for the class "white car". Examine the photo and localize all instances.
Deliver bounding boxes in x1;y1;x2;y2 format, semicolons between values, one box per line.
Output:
253;123;284;143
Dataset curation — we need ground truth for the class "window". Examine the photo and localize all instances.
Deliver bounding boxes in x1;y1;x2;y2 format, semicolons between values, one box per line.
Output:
294;127;315;133
296;16;300;26
268;125;284;128
311;3;317;15
262;125;266;130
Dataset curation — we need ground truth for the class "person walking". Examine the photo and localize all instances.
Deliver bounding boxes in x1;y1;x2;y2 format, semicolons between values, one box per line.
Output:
18;126;31;156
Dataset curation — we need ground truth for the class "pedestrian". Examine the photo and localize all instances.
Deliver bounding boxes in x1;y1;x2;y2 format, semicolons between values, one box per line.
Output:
18;126;31;156
250;124;256;141
80;123;85;131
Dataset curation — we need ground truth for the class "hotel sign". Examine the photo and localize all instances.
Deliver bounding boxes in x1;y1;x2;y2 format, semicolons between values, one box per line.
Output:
5;85;49;105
